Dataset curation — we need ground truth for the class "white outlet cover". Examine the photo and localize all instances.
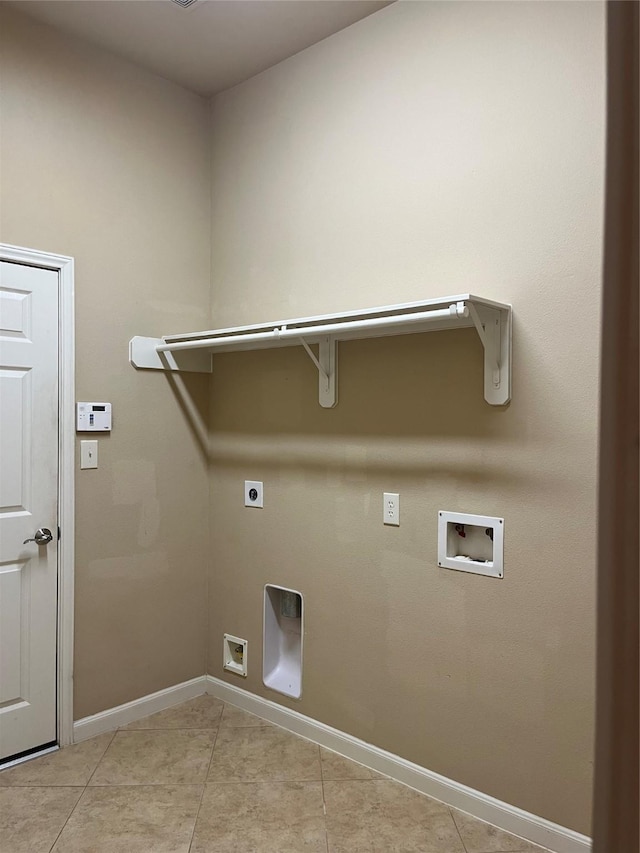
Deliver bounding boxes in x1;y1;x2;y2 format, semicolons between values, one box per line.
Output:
383;492;400;526
244;480;263;508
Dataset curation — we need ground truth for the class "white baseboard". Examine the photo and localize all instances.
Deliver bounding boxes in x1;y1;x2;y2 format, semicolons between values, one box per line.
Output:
205;675;591;853
72;674;591;853
73;676;208;742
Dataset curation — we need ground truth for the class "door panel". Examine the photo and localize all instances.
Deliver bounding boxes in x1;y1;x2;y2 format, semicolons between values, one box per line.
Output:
0;564;26;704
0;261;58;760
0;368;31;513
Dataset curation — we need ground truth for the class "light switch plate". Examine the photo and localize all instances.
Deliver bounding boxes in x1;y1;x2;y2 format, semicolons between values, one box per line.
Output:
80;440;98;469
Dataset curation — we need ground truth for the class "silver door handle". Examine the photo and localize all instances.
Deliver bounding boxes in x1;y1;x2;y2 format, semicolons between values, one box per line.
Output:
23;528;53;545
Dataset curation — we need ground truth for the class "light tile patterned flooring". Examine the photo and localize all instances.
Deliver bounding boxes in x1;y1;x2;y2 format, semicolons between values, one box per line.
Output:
0;696;549;853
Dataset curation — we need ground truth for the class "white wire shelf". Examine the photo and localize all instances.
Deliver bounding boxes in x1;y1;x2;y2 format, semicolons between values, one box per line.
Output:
129;293;512;406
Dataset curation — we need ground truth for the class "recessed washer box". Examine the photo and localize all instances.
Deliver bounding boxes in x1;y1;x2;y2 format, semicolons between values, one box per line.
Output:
223;633;248;677
437;511;504;578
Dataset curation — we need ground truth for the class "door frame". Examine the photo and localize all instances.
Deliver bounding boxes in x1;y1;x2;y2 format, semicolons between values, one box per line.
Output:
0;243;75;748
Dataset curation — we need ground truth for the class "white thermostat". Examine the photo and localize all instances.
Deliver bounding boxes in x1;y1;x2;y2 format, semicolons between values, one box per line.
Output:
76;402;112;432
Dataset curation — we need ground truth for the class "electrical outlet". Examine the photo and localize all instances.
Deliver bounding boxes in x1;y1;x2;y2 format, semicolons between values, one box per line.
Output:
244;480;263;508
383;492;400;526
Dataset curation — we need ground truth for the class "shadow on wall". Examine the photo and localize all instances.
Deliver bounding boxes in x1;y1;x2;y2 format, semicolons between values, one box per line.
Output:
165;371;211;463
163;323;569;492
202;325;563;484
209;328;510;439
202;324;561;489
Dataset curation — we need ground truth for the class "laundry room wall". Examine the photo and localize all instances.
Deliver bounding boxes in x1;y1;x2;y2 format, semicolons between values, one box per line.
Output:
206;0;605;834
0;5;212;719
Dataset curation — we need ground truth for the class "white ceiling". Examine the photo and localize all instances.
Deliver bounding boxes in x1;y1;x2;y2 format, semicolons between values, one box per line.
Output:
8;0;393;96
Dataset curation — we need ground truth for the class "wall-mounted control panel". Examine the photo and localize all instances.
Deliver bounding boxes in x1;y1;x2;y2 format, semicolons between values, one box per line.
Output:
76;402;112;432
437;511;504;578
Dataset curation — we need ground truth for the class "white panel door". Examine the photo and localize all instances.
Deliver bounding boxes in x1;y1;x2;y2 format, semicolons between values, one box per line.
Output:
0;261;58;761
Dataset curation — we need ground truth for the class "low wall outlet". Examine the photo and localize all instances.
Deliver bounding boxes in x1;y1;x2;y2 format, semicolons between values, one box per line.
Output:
244;480;263;508
223;634;248;677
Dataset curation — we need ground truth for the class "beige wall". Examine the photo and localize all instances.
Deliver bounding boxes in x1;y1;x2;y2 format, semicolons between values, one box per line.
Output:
0;6;212;718
0;0;604;835
207;0;604;835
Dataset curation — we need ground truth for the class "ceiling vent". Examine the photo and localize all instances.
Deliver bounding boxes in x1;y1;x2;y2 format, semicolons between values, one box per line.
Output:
170;0;198;7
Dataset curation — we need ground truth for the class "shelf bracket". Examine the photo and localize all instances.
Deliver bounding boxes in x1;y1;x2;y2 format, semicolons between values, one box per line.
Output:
467;303;511;405
129;337;212;373
299;337;337;408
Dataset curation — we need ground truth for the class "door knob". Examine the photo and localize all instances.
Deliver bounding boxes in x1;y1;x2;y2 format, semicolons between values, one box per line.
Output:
23;528;53;545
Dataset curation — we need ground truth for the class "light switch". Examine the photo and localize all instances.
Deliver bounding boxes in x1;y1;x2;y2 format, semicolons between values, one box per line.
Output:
80;440;98;469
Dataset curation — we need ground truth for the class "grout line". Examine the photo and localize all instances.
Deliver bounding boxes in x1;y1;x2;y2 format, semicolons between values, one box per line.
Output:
84;729;117;788
49;725;121;849
204;719;220;782
187;782;208;853
449;806;551;853
188;706;222;852
82;778;324;787
116;726;222;732
84;781;212;787
1;777;379;788
319;745;330;853
46;779;93;852
54;783;206;787
0;783;87;788
449;805;471;853
187;779;318;785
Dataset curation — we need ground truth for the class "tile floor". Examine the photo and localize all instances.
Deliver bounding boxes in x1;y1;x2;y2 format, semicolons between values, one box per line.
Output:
0;696;549;853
